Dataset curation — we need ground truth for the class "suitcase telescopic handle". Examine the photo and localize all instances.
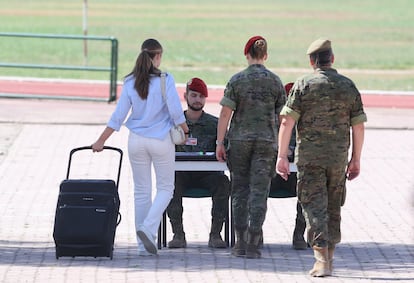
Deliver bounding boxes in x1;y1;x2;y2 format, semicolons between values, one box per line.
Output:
66;146;123;188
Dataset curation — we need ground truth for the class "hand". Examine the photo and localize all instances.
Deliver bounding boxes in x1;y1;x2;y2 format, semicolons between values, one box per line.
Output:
276;156;290;181
346;158;360;180
215;144;226;162
91;140;105;152
181;134;190;145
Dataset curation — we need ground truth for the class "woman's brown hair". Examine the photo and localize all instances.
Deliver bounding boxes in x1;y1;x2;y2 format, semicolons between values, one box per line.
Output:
248;38;267;60
127;39;163;99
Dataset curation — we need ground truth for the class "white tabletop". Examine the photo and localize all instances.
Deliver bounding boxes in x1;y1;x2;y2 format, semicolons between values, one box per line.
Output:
174;160;297;172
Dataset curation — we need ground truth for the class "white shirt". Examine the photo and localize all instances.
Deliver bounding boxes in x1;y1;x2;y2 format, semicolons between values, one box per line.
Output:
107;73;185;140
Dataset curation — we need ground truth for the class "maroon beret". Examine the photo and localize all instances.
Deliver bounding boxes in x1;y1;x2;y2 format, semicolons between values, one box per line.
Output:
187;77;208;97
284;82;294;96
244;35;265;55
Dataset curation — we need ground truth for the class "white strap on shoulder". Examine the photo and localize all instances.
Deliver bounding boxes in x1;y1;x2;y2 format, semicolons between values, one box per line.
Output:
160;72;167;101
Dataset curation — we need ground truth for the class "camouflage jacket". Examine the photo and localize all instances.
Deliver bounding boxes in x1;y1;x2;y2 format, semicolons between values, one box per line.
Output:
176;111;218;153
281;67;367;166
220;64;286;142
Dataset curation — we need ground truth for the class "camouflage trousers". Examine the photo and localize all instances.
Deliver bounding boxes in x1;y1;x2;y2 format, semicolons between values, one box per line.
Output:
297;163;347;249
166;171;230;234
227;140;277;233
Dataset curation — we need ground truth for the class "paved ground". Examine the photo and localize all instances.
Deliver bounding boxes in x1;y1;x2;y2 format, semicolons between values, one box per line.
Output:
0;98;413;283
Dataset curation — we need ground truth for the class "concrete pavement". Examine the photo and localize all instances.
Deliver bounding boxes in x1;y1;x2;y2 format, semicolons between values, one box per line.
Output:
0;98;413;283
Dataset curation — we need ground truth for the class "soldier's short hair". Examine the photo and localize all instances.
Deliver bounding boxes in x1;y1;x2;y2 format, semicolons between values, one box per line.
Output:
310;49;333;67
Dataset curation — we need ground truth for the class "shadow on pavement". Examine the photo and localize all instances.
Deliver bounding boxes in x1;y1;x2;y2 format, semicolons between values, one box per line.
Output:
0;240;412;275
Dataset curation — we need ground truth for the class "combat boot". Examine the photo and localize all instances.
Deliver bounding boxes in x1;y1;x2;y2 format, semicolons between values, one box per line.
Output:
292;219;307;250
168;232;187;248
208;218;226;248
208;233;227;248
293;202;307;250
246;229;262;259
232;228;247;257
168;219;186;248
309;246;331;277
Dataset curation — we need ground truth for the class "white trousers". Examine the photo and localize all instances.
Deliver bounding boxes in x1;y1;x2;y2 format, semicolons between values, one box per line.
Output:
128;132;175;247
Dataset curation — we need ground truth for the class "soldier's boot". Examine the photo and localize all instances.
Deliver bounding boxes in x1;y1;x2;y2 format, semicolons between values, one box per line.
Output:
328;246;335;273
208;233;227;248
231;228;247;257
309;246;331;277
245;229;262;259
292;219;307;250
168;233;186;248
258;229;264;249
167;220;187;248
208;218;226;248
293;202;307;250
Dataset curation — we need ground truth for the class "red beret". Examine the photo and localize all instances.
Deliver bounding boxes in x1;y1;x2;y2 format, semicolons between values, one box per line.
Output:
187;77;208;97
284;82;294;96
244;35;265;55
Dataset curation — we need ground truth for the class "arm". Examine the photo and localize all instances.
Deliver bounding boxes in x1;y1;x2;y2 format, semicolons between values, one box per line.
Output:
179;122;189;136
178;122;190;144
216;106;233;162
276;115;295;180
346;122;365;180
92;126;115;152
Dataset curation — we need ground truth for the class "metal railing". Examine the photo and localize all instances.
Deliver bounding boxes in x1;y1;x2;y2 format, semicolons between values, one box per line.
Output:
0;32;118;102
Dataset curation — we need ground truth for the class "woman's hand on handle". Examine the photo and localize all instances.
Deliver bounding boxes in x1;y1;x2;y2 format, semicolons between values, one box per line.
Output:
92;126;115;152
92;140;105;152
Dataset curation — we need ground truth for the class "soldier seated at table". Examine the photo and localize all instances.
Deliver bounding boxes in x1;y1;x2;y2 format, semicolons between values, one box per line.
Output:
166;77;230;248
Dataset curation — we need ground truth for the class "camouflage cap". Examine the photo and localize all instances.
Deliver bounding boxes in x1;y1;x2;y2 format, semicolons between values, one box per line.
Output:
306;38;331;55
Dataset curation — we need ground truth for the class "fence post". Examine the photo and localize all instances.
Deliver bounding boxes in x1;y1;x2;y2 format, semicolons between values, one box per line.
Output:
109;37;118;102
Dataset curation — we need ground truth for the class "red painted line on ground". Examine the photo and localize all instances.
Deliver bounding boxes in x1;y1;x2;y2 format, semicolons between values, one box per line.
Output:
361;94;414;109
1;79;413;108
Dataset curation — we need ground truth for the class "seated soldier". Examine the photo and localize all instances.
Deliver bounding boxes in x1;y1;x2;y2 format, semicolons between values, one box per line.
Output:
284;82;307;250
261;82;307;250
166;77;230;248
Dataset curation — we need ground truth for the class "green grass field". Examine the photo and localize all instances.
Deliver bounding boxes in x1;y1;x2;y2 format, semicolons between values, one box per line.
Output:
0;0;413;90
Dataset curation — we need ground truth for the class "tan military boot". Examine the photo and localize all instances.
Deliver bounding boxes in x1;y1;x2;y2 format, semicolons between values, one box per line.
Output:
309;246;331;277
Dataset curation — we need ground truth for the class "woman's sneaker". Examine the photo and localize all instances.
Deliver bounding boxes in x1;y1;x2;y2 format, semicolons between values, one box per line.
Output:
137;225;157;255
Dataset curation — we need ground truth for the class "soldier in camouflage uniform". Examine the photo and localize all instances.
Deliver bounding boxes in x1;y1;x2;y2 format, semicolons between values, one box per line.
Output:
276;38;367;277
216;36;286;258
167;77;230;249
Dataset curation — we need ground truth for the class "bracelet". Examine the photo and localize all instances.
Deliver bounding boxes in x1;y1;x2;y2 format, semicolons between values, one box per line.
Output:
215;140;224;145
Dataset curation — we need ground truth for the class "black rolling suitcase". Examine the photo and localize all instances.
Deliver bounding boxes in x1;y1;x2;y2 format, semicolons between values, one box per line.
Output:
53;146;123;259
